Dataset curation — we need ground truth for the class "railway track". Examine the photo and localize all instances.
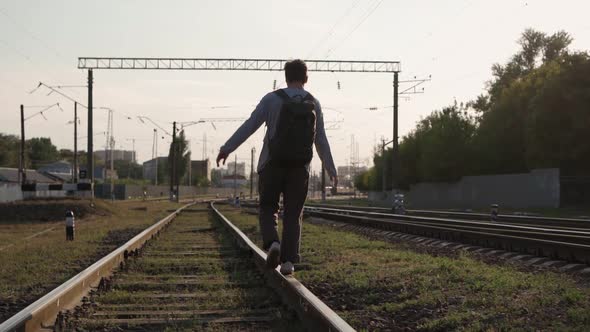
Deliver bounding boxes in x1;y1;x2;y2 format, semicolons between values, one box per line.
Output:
303;205;590;266
68;205;297;331
1;202;353;331
306;203;590;229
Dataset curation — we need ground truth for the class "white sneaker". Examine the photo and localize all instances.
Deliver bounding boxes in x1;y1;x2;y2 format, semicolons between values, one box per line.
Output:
266;242;280;269
280;261;294;275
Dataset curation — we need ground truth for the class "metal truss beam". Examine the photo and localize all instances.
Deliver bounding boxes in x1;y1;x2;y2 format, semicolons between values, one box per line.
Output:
78;57;400;73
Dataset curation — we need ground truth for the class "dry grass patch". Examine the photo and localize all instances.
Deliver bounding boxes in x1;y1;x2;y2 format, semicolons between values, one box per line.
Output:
218;205;590;331
0;199;182;322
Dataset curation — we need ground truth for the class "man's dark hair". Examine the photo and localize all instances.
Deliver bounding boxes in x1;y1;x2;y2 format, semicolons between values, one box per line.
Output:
284;59;307;83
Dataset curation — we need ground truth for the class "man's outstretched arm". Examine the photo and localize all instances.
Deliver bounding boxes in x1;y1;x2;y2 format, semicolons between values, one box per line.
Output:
217;97;267;166
314;100;338;185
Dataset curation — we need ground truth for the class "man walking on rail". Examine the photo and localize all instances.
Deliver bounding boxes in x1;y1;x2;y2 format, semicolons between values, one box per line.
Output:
216;59;337;275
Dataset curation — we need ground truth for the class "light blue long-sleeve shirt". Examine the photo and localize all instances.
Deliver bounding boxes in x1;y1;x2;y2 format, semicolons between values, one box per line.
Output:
219;87;337;178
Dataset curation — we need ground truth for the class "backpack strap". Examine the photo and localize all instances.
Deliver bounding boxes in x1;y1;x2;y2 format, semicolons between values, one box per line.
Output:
303;92;315;102
274;89;315;103
274;89;290;101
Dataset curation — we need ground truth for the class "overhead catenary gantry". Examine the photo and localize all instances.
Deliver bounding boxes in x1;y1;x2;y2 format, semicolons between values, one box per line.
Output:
78;57;403;191
78;57;400;73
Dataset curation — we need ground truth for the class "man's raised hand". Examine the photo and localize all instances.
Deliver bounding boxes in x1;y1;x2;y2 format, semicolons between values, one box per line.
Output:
216;151;228;167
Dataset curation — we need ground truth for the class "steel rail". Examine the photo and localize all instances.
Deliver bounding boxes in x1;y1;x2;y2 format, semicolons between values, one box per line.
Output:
305;203;590;229
306;207;590;238
305;207;590;264
210;202;355;332
307;209;590;245
0;202;195;332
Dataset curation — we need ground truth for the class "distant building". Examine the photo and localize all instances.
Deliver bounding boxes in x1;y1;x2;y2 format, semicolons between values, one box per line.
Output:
210;161;247;188
220;174;247;188
143;157;167;184
39;161;72;174
0;167;61;184
223;161;246;177
190;159;211;181
211;168;223;187
79;165;118;181
95;150;136;163
39;161;74;182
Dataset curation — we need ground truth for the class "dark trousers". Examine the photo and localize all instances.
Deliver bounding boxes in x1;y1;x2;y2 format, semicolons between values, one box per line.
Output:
66;226;74;241
258;165;309;263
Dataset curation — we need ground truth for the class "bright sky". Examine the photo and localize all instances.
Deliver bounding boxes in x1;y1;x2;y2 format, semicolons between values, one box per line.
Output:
1;0;590;175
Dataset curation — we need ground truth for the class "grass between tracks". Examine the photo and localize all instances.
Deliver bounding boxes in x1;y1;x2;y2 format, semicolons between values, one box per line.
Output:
218;205;590;331
0;199;182;322
81;208;301;331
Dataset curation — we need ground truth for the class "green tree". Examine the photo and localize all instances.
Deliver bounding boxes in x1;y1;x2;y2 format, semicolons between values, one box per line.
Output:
58;149;74;163
26;137;59;169
0;133;19;167
480;29;572;110
473;29;582;175
363;28;588;191
523;52;590;174
167;130;190;185
114;159;143;179
157;158;168;185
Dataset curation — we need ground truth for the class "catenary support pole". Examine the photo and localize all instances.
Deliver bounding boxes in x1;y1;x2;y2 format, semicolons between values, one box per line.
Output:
170;122;176;201
250;147;255;199
110;118;114;201
382;138;386;193
74;102;78;183
392;71;399;192
87;69;94;186
20;104;25;185
321;163;326;202
175;133;180;203
154;129;158;186
186;138;191;186
233;154;237;199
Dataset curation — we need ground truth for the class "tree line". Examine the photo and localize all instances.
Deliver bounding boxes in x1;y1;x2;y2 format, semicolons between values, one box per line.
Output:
0;130;209;186
356;29;590;191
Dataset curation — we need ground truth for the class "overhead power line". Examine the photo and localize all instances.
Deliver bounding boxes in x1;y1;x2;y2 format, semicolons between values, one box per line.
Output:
30;82;88;108
23;103;63;121
323;0;385;59
137;116;171;136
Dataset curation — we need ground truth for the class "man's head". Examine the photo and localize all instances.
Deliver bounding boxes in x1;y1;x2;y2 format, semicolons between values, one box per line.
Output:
284;59;308;86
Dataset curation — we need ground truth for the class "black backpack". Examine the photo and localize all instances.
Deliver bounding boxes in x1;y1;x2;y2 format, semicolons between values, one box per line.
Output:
269;89;317;167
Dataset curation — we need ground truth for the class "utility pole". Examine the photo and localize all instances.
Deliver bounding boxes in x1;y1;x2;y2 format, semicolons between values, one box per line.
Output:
392;72;399;192
127;138;135;180
250;147;255;199
20;105;26;185
233;154;237;199
103;109;115;200
73;102;78;183
175;135;180;202
321;163;326;202
105;110;112;170
152;129;158;186
110;135;114;200
381;138;386;193
108;111;115;201
87;69;94;186
203;134;207;160
312;170;316;198
129;139;136;163
170;122;176;201
187;139;191;186
391;74;431;193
